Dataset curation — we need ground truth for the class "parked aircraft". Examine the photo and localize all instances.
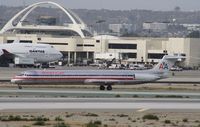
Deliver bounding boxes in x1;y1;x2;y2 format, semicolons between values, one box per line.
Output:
11;55;184;90
0;43;63;63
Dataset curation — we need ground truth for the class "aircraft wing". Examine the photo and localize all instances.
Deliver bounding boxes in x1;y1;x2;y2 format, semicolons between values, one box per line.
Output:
84;79;120;85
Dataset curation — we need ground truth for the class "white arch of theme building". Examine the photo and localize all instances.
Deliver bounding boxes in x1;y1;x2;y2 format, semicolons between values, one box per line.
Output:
0;1;88;38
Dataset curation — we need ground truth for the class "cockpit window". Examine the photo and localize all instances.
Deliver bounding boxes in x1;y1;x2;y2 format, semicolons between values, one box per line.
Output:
18;73;24;76
18;72;27;76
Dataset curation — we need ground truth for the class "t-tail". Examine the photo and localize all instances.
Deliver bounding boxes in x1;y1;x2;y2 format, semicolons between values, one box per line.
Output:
150;55;185;78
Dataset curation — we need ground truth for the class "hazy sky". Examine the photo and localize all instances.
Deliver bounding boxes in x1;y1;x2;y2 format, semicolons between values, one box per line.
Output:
1;0;200;11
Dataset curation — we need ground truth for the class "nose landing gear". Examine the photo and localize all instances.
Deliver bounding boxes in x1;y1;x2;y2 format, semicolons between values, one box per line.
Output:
18;84;22;89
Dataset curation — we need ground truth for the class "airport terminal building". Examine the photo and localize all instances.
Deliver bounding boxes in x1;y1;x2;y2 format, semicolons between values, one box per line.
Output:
0;1;200;67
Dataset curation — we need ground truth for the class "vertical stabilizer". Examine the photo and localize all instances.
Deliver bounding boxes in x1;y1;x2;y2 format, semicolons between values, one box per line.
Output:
151;55;185;73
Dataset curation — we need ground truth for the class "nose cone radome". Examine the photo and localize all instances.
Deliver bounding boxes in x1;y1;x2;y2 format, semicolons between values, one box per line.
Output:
11;77;22;84
11;78;17;84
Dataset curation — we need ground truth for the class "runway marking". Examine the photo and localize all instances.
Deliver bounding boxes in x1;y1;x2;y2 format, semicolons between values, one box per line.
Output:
137;108;149;112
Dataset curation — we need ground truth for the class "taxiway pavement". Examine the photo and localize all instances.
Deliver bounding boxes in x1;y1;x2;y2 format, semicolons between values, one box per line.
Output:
0;98;199;112
0;89;200;98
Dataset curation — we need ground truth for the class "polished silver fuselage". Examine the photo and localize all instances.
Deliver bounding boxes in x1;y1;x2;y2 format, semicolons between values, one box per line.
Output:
11;69;164;85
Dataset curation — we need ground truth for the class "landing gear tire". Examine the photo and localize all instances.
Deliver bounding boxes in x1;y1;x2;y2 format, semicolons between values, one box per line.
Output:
107;85;112;91
100;85;105;90
18;85;22;89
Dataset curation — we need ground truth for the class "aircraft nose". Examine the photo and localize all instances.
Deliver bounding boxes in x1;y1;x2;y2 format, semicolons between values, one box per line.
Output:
11;76;23;83
11;78;23;84
11;78;17;83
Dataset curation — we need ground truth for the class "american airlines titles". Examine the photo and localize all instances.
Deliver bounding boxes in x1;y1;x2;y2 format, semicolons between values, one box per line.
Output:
41;71;64;75
159;62;168;70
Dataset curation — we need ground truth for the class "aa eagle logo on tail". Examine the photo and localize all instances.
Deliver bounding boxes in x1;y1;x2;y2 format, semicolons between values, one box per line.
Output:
159;62;168;70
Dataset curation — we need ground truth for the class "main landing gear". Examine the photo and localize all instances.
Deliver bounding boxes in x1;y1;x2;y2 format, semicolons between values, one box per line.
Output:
99;84;112;91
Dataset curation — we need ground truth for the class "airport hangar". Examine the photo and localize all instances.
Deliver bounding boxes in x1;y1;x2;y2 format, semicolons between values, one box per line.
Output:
0;1;200;67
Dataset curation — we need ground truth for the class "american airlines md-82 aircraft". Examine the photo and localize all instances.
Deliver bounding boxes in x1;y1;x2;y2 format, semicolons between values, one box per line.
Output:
11;55;184;90
0;43;63;63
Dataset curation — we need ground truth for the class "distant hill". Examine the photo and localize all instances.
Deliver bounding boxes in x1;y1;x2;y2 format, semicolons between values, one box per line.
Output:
1;6;200;33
